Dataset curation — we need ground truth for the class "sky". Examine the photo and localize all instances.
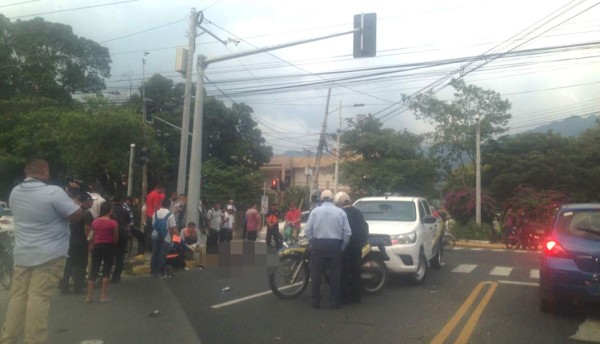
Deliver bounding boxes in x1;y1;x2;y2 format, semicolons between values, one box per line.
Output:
2;0;600;154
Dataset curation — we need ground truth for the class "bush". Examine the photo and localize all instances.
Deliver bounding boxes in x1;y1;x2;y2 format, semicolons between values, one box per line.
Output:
450;220;495;241
444;188;498;225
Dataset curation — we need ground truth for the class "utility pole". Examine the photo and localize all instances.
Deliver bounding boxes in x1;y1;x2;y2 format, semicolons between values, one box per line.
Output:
334;100;342;195
176;8;200;196
127;143;135;197
141;52;149;205
313;88;331;192
185;55;207;226
475;113;482;225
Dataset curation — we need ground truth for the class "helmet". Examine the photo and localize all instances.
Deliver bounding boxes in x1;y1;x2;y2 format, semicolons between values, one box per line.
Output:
334;192;351;206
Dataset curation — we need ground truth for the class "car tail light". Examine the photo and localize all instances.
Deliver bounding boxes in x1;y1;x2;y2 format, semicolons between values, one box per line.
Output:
544;239;569;258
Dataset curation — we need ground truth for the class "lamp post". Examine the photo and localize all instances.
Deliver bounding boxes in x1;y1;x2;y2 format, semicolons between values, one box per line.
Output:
475;113;483;225
334;102;364;195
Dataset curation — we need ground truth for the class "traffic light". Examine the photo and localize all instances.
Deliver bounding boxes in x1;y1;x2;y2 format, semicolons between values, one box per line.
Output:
271;178;278;190
353;13;377;58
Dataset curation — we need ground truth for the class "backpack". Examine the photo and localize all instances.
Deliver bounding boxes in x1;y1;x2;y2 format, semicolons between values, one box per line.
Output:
152;211;172;241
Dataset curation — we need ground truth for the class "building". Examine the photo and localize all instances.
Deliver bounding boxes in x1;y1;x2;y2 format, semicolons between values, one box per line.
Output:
260;155;350;193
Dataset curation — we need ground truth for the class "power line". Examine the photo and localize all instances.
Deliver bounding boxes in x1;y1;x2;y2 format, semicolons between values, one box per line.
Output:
7;0;139;19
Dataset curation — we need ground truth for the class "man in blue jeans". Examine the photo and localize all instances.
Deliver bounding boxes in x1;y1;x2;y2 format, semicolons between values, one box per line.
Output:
151;198;176;278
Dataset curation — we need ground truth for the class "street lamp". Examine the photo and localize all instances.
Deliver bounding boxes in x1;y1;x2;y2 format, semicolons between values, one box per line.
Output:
334;102;364;195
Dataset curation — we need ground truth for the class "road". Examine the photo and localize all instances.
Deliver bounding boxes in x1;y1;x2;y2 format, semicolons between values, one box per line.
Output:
165;245;600;343
0;244;599;343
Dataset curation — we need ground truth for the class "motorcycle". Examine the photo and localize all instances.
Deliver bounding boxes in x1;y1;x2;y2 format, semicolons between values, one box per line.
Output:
268;239;389;299
0;230;14;290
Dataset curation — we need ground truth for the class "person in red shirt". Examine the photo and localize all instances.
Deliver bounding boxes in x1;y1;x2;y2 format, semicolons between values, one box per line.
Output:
284;203;301;244
144;184;165;252
86;201;118;303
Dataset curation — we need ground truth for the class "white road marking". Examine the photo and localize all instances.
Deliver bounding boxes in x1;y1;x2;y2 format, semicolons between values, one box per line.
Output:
470;248;484;251
530;269;540;279
453;247;464;250
452;264;477;273
492;249;505;252
211;290;273;309
570;317;600;342
498;280;538;287
489;266;513;277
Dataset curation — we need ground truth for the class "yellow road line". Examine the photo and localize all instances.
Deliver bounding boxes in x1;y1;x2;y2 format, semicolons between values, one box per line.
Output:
430;281;497;344
455;282;498;344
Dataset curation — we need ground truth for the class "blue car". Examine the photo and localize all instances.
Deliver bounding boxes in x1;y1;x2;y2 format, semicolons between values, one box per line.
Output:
540;204;600;312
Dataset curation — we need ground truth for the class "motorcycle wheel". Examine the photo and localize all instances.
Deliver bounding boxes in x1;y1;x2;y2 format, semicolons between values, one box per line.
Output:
0;253;12;290
360;258;388;295
505;236;520;249
269;256;309;299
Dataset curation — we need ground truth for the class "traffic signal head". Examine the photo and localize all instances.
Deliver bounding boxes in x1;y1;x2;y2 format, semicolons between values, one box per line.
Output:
353;13;377;58
271;178;278;190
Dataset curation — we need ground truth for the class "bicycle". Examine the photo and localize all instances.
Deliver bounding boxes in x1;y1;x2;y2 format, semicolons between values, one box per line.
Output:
442;233;456;251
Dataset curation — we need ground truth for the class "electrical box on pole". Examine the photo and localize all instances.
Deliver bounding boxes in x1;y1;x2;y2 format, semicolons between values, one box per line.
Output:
353;13;377;58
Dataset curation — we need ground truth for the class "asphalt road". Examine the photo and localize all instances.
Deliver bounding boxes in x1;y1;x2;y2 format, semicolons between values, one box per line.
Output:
0;245;599;344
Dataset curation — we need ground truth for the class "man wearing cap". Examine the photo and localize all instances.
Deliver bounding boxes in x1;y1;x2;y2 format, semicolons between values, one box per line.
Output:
304;190;351;310
220;205;235;243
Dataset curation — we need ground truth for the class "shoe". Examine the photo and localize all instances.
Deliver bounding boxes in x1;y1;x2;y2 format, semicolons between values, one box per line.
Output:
159;274;172;279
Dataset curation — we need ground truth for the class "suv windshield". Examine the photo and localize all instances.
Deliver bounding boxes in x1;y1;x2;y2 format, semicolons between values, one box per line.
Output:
354;201;416;222
555;209;600;239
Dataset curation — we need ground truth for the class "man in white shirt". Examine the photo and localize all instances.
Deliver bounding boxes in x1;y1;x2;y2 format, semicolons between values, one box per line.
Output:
220;205;235;243
206;203;223;252
1;159;82;343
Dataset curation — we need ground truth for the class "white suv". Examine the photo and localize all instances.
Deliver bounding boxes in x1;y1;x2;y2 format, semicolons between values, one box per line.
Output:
353;196;444;284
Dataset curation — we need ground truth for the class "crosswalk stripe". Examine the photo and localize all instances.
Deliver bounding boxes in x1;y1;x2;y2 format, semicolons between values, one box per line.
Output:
492;249;505;252
470;248;484;251
489;266;512;276
452;264;477;273
530;269;540;279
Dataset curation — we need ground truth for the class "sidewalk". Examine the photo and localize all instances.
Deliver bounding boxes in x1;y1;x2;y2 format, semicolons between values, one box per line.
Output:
455;240;506;250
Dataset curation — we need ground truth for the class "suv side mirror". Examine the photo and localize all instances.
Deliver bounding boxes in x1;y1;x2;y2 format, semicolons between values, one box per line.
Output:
422;215;437;224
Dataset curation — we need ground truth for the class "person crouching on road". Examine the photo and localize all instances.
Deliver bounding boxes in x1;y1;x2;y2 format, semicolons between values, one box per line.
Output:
335;192;369;304
86;201;118;303
305;190;351;310
181;222;206;269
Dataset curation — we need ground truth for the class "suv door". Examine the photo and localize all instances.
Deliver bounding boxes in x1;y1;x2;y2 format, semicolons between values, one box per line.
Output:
418;200;435;258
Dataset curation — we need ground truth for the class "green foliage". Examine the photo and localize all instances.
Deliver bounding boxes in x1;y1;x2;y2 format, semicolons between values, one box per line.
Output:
482;132;578;202
444;188;498;225
340;115;438;196
278;186;310;212
403;79;511;184
0;16;111;102
450;220;494;241
200;159;264;206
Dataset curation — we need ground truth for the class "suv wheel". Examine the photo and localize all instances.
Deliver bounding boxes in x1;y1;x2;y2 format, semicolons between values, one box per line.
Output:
430;245;442;270
410;252;427;285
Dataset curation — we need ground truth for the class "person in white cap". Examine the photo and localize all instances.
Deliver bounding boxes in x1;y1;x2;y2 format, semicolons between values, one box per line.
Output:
220;204;235;243
304;190;351;310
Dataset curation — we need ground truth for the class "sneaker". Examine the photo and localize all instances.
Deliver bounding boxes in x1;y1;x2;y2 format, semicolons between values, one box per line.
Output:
159;274;172;279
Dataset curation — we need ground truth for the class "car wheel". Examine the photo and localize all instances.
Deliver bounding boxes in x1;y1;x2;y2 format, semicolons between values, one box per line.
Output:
410;252;427;285
430;243;442;270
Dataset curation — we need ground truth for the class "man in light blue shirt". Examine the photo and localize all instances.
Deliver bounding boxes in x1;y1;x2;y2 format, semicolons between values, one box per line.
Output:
304;190;351;309
0;158;81;344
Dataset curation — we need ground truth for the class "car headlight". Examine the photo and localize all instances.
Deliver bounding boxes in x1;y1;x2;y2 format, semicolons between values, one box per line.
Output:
390;231;417;245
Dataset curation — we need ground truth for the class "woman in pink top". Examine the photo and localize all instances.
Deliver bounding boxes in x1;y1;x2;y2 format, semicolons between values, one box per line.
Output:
86;201;118;303
245;203;261;241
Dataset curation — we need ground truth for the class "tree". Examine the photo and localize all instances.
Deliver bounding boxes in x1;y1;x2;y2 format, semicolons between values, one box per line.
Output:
482;131;580;202
0;16;111;102
402;79;511;185
340;115;438;196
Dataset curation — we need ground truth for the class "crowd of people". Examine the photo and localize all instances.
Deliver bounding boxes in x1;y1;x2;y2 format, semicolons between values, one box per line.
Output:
0;158;372;342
